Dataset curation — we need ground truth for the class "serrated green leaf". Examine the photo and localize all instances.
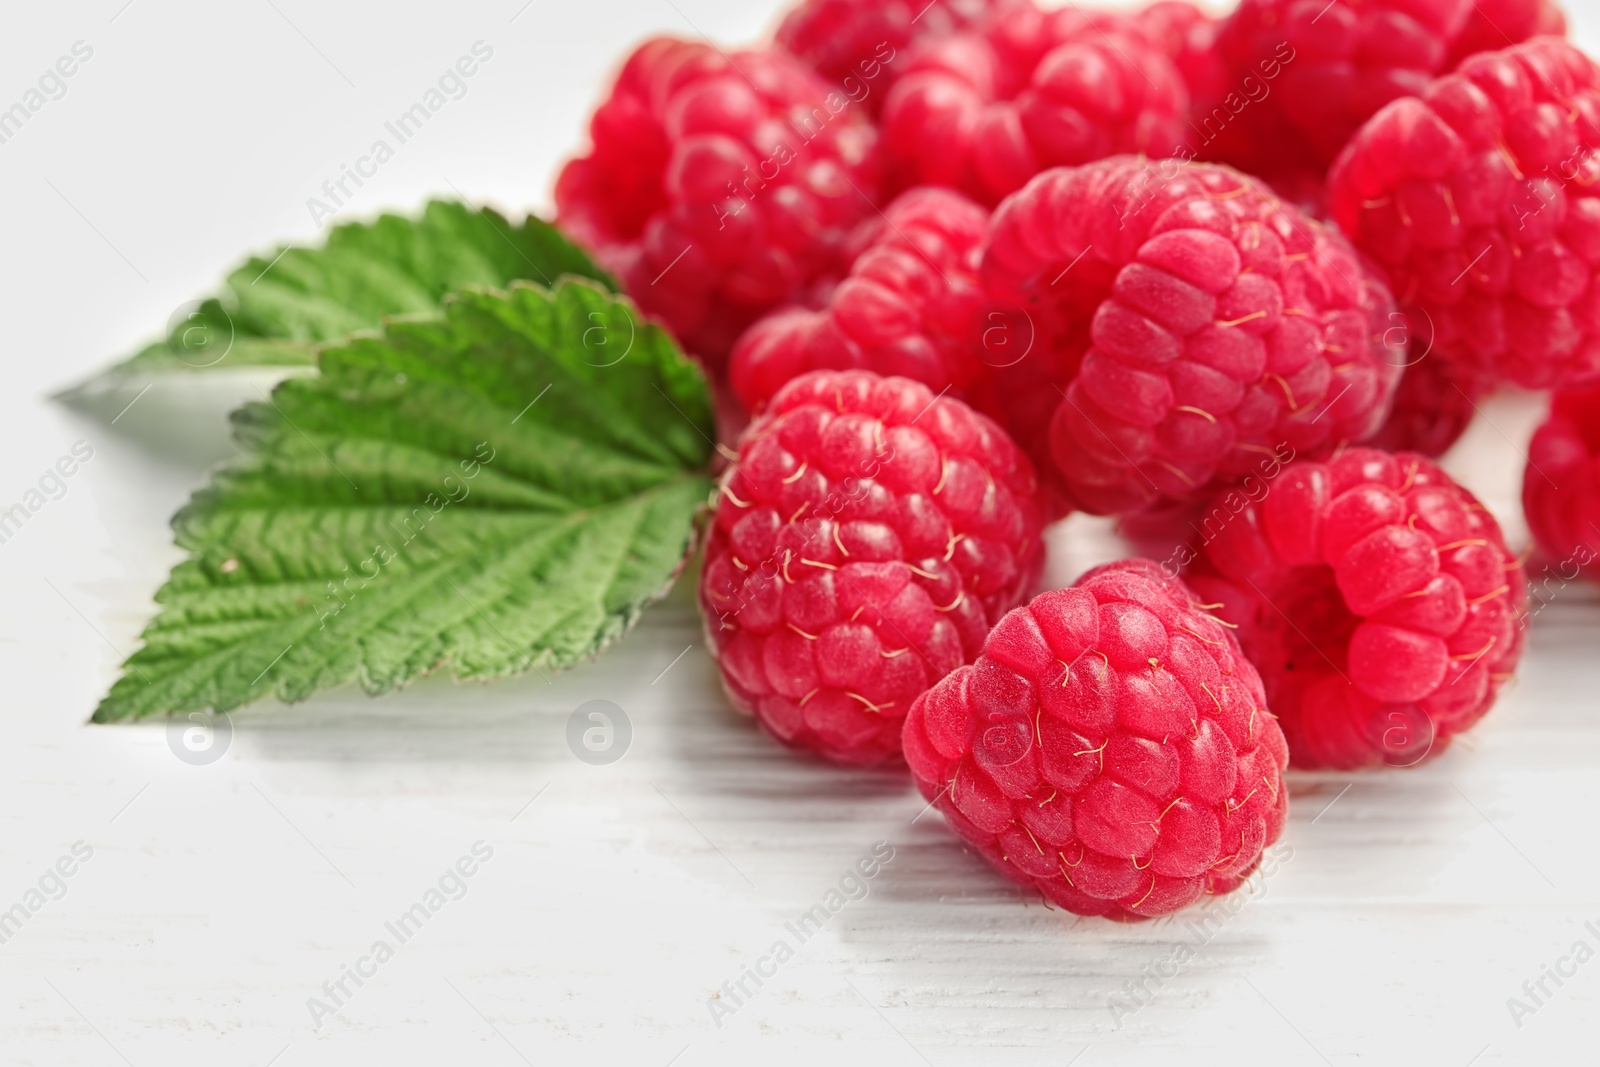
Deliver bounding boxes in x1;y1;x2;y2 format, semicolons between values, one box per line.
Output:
103;199;616;376
93;279;712;722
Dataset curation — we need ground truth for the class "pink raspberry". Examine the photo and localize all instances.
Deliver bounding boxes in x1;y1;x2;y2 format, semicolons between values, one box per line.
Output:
1365;357;1489;457
729;186;1080;515
700;370;1047;765
554;38;883;366
902;559;1289;920
983;156;1402;515
773;0;1018;112
1118;0;1228;109
1187;447;1526;770
1447;0;1567;67
881;4;1188;205
1328;37;1600;390
1523;385;1600;579
1211;0;1566;173
728;187;993;413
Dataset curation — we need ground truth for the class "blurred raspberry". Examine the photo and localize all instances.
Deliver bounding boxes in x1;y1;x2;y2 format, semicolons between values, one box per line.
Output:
881;3;1188;205
902;559;1289;919
1209;0;1566;174
773;0;1017;112
1365;356;1489;457
1117;0;1229;108
1523;385;1600;580
1188;447;1526;769
1447;0;1567;67
555;38;883;366
984;156;1402;516
700;370;1046;765
1329;37;1600;390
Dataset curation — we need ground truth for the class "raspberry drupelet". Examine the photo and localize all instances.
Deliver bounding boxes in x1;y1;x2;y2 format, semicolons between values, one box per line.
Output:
700;370;1047;765
902;559;1289;920
880;3;1189;205
983;156;1401;516
1186;447;1526;769
555;38;883;366
1329;37;1600;390
1523;385;1600;580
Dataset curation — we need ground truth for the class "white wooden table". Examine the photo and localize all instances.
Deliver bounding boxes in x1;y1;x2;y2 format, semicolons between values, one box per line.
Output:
2;2;1598;1064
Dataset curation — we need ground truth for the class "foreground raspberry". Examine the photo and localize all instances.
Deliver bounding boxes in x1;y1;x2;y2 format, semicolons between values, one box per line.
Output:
1523;386;1600;578
555;38;882;365
1365;357;1488;457
701;370;1046;765
985;157;1401;515
1188;448;1526;769
774;0;1016;110
1211;0;1566;172
1329;37;1600;390
903;559;1289;920
881;5;1188;205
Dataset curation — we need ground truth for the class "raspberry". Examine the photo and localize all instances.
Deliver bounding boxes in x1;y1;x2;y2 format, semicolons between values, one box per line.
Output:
881;4;1188;205
729;186;1080;515
1186;447;1526;769
1328;37;1600;390
983;156;1402;515
902;559;1289;920
554;38;883;365
1120;1;1228;109
1447;0;1567;67
1365;357;1488;457
1211;0;1565;172
728;187;993;413
1523;385;1600;578
700;370;1047;765
773;0;1017;111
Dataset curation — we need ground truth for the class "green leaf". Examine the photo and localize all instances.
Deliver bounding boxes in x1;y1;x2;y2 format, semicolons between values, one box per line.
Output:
93;279;713;723
106;199;616;375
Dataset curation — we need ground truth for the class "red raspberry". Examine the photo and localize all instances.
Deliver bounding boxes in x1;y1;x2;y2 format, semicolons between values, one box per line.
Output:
554;38;883;365
1187;447;1527;770
1119;1;1228;109
902;559;1289;920
1365;357;1488;457
1328;37;1600;390
1211;0;1565;173
729;186;1080;515
881;4;1188;205
728;187;993;413
700;370;1047;765
1523;385;1600;578
984;157;1402;515
773;0;1017;112
1447;0;1567;67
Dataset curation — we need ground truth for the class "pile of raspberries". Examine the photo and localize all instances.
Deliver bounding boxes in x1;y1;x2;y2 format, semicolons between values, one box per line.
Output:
556;0;1596;920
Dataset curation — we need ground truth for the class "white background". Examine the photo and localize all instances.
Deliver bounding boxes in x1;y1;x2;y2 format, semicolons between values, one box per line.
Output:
3;1;1600;1064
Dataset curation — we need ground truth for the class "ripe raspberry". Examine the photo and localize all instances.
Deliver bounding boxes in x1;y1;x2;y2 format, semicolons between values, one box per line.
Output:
1447;0;1567;67
729;186;1080;515
1365;357;1488;457
902;559;1289;920
983;156;1402;515
1187;447;1526;770
728;187;992;413
881;4;1188;205
773;0;1017;111
1523;385;1600;578
1328;37;1600;390
1119;1;1228;109
1211;0;1565;172
700;370;1047;765
554;38;882;365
